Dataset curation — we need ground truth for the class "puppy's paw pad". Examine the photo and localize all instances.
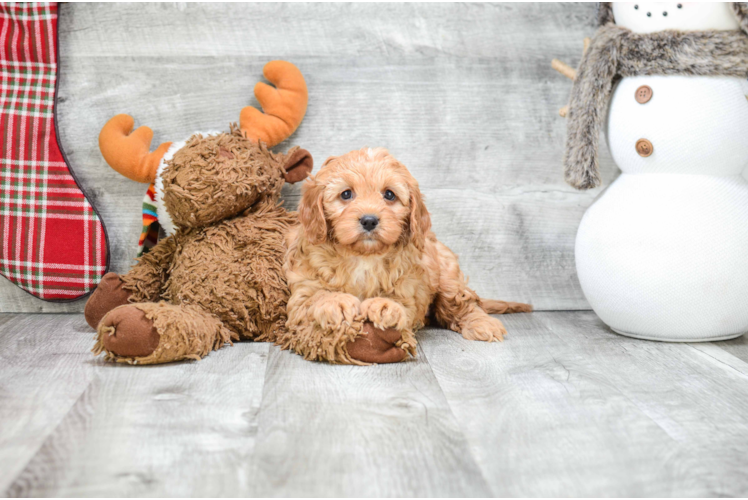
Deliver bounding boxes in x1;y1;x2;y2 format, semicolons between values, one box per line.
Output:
361;298;407;330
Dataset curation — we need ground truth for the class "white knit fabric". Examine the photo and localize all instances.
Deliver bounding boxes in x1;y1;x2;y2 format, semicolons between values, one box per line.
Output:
576;174;748;341
612;2;740;34
578;69;748;341
606;76;748;177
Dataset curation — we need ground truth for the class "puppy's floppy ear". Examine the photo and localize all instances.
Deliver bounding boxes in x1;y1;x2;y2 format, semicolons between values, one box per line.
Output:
298;176;328;244
408;180;431;251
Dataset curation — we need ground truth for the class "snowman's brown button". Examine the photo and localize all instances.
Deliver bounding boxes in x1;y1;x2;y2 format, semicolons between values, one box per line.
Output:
636;138;653;157
635;85;653;104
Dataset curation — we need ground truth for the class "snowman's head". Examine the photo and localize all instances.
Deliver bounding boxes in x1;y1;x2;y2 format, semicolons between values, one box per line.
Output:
600;2;748;34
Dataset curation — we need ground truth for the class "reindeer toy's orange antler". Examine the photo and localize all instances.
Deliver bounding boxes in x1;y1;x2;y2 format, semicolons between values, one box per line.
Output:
240;60;308;147
98;61;309;183
98;114;172;183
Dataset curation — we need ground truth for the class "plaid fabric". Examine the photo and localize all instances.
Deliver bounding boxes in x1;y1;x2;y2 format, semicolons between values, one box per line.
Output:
0;2;108;300
138;182;159;257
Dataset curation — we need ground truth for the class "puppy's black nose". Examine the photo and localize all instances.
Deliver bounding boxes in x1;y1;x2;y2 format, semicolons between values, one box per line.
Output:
360;215;379;232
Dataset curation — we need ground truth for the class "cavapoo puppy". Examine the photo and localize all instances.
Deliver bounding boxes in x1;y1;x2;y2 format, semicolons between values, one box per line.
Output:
281;147;531;364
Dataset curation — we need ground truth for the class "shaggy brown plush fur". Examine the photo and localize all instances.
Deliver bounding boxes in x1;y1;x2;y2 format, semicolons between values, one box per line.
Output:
123;200;296;341
86;128;311;364
162;126;287;229
565;20;748;189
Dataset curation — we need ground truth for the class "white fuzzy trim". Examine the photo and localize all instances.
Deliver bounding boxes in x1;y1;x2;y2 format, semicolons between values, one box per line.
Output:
153;130;223;236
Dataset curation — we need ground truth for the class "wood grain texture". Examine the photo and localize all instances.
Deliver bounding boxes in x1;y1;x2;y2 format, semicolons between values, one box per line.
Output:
2;312;748;496
4;321;270;497
247;344;490;497
420;312;748;497
0;315;94;494
0;2;616;312
716;332;748;364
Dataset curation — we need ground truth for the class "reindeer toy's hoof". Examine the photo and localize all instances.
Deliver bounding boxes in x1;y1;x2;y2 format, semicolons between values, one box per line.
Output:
346;323;411;364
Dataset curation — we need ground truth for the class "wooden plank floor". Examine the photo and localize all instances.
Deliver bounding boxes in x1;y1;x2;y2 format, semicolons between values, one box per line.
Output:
2;312;748;497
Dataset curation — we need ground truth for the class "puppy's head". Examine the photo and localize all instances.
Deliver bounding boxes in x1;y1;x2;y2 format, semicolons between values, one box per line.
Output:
299;148;431;254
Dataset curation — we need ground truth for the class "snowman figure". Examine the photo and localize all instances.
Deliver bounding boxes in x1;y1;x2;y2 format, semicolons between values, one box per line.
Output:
555;2;748;341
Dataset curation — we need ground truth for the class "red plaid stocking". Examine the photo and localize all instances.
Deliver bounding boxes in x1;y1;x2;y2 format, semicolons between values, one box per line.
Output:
0;2;108;301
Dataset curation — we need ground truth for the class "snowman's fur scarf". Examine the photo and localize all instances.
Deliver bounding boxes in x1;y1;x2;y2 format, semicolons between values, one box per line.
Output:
734;2;748;33
565;3;748;190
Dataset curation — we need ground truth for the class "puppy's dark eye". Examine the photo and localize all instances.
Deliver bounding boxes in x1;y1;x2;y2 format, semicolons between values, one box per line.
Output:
383;189;396;201
341;189;353;200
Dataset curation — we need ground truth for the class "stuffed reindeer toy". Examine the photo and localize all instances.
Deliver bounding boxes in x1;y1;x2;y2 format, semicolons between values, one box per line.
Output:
85;61;315;364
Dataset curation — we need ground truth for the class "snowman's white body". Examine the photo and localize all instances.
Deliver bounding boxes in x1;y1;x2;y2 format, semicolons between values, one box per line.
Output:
575;3;748;341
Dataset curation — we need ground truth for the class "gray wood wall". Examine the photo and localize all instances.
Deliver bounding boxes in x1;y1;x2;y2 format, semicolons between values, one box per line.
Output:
0;3;619;313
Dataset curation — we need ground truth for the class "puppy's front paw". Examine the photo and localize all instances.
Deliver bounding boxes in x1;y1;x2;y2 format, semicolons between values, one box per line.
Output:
461;314;507;342
360;297;408;331
313;293;361;330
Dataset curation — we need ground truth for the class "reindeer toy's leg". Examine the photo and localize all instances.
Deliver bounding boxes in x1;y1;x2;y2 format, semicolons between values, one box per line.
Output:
84;236;178;329
94;302;234;364
84;236;235;365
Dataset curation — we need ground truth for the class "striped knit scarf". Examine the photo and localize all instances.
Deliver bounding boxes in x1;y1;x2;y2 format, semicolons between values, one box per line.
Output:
138;182;160;256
